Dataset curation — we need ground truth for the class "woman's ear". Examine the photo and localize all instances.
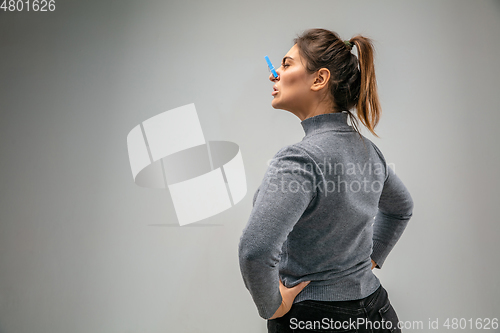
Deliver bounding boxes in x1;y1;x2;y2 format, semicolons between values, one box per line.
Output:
311;68;330;92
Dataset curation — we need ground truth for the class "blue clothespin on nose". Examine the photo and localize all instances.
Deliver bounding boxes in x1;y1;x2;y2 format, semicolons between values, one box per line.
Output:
265;55;278;78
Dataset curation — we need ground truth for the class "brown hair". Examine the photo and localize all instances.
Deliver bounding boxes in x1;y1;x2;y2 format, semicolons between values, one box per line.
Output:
293;28;381;138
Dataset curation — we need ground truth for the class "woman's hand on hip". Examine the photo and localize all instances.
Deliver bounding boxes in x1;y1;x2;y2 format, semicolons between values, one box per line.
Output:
268;280;310;320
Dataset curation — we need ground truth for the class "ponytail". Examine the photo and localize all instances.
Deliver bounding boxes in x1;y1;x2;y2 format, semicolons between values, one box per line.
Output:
350;36;381;138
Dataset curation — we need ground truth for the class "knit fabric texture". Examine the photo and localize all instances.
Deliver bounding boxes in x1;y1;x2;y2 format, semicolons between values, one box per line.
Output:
238;112;414;319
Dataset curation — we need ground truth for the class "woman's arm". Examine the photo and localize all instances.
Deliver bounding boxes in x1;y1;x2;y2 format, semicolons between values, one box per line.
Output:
371;165;414;268
238;145;317;319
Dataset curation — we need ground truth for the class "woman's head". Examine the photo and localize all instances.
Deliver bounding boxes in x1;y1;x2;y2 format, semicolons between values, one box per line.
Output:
269;44;330;119
270;28;381;137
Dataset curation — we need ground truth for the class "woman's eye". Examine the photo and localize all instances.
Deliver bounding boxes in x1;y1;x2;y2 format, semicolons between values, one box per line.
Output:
282;63;289;68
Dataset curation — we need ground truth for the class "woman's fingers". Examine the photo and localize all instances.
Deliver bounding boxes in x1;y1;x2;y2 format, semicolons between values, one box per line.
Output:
290;281;310;297
280;281;310;301
270;281;311;320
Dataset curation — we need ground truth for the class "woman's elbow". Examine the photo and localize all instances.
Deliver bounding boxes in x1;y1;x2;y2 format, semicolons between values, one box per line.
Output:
238;239;264;263
404;193;414;217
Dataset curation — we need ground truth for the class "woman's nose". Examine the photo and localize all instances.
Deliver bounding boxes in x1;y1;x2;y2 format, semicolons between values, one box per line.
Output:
269;68;280;82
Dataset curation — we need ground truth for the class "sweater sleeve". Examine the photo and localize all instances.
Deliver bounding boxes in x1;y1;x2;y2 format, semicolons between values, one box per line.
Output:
370;145;414;269
238;145;317;319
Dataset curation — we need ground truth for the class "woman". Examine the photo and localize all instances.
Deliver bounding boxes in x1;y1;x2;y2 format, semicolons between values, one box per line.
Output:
238;28;414;333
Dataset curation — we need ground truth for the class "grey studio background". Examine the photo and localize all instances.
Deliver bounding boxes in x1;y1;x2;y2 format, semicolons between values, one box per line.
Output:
1;0;499;332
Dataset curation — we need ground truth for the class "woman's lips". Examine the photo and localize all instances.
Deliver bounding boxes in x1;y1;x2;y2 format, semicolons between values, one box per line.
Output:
272;90;279;96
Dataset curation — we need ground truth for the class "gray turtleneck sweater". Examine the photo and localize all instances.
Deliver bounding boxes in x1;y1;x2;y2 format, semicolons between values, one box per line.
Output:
238;112;414;319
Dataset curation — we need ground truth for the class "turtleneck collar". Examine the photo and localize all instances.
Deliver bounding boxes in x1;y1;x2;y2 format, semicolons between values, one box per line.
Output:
300;111;354;137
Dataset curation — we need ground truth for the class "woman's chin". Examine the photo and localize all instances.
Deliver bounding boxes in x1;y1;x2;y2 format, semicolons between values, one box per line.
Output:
271;99;282;110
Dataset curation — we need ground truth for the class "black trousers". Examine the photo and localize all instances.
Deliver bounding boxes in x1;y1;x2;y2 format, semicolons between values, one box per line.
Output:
267;284;402;333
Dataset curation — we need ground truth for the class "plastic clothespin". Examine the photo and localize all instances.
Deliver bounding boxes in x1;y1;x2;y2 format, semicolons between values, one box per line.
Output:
265;55;278;78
